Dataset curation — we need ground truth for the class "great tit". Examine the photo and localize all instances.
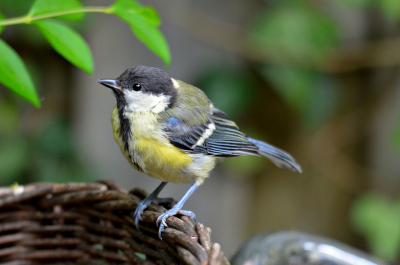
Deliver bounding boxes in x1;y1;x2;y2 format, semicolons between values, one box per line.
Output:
98;66;302;239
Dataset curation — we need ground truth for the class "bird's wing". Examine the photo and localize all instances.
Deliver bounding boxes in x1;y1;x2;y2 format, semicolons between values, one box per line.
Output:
205;108;301;172
159;79;302;171
159;80;216;152
161;105;302;172
200;107;260;157
161;104;259;157
162;115;214;151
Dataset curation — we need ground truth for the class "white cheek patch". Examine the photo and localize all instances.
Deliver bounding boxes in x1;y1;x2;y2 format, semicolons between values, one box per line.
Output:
124;90;171;113
171;78;180;89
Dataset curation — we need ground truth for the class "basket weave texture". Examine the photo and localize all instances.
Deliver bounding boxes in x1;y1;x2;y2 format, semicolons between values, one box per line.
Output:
0;180;229;265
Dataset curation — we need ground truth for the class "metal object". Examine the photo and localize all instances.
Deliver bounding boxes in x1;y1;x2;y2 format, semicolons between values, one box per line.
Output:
231;231;388;265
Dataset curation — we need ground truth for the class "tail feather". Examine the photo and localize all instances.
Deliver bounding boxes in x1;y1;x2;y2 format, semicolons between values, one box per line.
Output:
247;137;302;173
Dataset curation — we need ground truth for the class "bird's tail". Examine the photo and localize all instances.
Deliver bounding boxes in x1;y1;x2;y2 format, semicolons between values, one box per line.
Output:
247;137;302;173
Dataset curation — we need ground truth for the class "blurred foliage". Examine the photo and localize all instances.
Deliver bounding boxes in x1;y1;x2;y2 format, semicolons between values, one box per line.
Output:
0;97;95;185
250;1;338;66
336;0;400;20
251;0;400;260
192;0;400;259
0;0;170;107
351;193;400;262
378;0;400;20
248;1;340;129
392;114;400;152
250;2;400;259
196;66;256;120
261;67;339;129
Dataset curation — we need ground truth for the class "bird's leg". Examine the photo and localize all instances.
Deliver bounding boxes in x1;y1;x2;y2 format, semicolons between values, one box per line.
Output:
134;181;168;229
156;182;198;239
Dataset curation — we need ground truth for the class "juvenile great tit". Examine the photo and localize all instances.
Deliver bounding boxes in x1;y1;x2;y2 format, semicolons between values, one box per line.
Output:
98;66;302;239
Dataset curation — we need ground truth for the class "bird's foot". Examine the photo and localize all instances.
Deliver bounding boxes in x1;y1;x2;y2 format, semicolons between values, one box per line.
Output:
134;196;157;229
177;210;197;221
156;206;197;239
134;196;176;229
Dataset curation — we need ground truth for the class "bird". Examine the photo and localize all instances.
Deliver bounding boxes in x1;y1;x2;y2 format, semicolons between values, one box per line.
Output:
98;66;302;239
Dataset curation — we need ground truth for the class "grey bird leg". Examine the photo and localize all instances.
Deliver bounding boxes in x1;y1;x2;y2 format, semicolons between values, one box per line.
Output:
134;181;168;229
156;182;198;239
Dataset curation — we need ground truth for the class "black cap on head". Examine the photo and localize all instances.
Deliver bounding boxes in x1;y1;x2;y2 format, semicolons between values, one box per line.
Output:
99;66;177;111
118;66;176;100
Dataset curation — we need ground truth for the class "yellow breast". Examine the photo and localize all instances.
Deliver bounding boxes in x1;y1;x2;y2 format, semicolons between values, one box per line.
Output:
111;106;194;182
136;137;192;169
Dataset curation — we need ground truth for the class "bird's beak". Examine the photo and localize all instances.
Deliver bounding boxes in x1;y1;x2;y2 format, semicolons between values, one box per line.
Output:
98;79;124;93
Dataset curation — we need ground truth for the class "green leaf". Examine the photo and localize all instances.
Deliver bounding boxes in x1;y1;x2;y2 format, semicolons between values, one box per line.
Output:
109;0;169;64
34;20;93;74
113;11;170;65
110;0;160;26
29;0;84;21
0;39;40;107
140;7;161;27
111;0;143;12
0;12;5;35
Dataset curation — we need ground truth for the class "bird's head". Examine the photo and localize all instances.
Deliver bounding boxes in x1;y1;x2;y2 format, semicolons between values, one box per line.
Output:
98;66;177;113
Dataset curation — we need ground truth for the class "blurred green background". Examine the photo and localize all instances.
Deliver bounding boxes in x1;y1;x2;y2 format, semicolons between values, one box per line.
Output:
1;0;400;262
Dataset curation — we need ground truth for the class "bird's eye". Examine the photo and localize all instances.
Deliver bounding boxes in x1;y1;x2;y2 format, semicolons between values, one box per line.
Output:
133;83;142;91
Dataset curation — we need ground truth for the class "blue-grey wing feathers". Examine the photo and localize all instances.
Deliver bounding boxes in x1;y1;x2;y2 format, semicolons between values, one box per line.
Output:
164;117;212;151
247;137;302;173
203;110;260;157
163;107;302;173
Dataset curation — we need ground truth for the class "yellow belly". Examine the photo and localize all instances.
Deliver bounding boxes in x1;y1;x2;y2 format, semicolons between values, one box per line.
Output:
111;106;214;184
136;138;191;169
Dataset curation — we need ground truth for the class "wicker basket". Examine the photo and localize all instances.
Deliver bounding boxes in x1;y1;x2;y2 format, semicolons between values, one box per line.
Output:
0;180;229;265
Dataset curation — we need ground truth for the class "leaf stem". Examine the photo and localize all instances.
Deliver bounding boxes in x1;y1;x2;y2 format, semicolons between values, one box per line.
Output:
0;6;110;26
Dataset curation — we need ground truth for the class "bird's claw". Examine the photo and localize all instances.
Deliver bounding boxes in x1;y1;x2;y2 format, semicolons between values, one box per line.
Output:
178;210;197;221
156;208;178;238
134;196;157;230
133;206;144;229
156;208;197;239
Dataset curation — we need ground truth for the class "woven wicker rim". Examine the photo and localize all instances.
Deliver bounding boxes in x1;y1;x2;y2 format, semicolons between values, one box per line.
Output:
0;180;229;265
